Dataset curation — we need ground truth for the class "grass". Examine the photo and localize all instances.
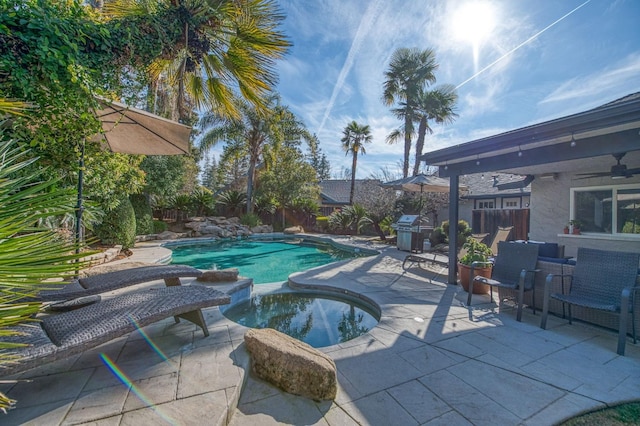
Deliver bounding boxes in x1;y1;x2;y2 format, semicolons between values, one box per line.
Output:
561;402;640;425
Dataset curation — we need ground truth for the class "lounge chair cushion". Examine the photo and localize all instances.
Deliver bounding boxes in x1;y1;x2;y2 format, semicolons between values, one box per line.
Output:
1;285;230;376
38;264;203;301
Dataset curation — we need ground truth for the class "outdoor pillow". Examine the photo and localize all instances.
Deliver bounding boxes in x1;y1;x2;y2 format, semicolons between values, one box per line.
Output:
530;242;558;258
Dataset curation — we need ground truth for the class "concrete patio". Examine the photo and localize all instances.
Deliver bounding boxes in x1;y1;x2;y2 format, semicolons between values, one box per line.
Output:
2;237;639;425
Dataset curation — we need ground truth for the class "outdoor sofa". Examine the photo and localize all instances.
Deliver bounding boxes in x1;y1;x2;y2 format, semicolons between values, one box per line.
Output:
1;285;230;376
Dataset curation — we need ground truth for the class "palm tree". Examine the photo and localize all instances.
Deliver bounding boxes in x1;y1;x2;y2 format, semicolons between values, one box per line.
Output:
104;0;290;122
382;47;438;178
341;121;372;205
200;94;310;214
412;85;458;175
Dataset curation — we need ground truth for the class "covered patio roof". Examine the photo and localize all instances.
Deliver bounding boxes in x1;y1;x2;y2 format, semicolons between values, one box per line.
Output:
419;92;640;284
421;92;640;178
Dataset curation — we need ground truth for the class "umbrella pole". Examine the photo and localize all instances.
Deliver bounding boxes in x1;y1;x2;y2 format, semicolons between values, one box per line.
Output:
75;140;85;255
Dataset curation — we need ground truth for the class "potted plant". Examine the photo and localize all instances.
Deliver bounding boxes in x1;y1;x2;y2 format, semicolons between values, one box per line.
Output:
569;219;582;235
563;225;569;234
457;239;493;294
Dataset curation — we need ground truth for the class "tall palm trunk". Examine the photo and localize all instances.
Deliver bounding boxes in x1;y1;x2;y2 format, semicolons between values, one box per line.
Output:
349;151;358;204
413;116;428;176
403;115;412;178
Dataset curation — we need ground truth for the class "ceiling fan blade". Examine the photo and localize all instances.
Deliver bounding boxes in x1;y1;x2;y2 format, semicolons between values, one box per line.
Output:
626;167;640;176
574;171;610;178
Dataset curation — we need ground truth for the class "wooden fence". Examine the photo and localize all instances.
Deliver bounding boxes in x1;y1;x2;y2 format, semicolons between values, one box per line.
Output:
471;209;530;241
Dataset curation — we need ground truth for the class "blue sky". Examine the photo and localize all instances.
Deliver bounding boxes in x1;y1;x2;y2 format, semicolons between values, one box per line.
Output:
270;0;640;179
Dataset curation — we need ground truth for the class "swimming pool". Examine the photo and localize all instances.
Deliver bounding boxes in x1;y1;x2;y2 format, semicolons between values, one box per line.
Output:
221;289;380;347
168;237;375;284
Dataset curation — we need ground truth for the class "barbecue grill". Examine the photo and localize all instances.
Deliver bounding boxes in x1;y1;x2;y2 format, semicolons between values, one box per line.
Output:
393;215;432;252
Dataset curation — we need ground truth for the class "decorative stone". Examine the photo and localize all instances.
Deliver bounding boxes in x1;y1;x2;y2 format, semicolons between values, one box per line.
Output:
284;225;304;234
157;231;182;240
197;268;239;283
244;328;337;401
251;225;273;234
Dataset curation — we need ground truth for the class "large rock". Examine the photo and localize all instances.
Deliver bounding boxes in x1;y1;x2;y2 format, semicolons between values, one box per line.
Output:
284;225;304;234
197;268;239;283
252;225;273;234
244;328;337;401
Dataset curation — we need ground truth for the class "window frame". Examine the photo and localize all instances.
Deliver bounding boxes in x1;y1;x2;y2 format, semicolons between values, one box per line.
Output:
569;182;640;238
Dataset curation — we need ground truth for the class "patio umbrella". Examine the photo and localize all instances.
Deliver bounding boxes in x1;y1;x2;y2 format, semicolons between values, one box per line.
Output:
75;98;192;247
381;173;453;194
382;174;462;226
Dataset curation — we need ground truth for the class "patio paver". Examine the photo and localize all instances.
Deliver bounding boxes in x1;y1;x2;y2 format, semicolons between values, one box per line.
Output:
1;236;638;425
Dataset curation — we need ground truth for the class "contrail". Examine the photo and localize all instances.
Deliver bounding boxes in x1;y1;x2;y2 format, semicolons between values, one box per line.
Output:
317;0;384;135
456;0;591;89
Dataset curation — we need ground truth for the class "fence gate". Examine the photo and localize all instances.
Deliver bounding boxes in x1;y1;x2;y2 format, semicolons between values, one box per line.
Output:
471;209;530;241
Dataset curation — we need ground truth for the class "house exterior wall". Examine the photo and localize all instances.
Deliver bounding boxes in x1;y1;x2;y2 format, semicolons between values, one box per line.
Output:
529;173;640;258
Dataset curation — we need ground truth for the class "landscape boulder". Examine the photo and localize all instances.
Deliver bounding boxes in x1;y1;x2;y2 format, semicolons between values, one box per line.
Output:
283;225;304;234
244;328;337;401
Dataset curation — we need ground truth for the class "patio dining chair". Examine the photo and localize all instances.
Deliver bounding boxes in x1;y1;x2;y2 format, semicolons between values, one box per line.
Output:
540;248;640;356
467;241;539;321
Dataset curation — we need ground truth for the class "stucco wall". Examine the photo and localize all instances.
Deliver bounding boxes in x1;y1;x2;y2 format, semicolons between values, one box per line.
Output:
529;173;640;258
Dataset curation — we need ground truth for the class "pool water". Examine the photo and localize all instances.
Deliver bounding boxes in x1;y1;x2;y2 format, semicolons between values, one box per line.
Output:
222;291;380;347
169;238;372;284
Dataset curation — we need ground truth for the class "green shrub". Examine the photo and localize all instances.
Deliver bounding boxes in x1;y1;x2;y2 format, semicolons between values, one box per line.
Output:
441;219;472;246
153;220;168;233
94;197;136;249
316;216;329;232
130;194;153;235
429;226;447;246
241;212;261;227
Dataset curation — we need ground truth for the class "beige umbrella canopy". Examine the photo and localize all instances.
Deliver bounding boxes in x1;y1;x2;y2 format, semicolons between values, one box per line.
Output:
92;97;191;155
76;98;192;247
382;174;454;193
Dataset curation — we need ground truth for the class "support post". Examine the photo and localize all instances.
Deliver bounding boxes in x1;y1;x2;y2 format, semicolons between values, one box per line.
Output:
447;174;459;284
75;140;85;254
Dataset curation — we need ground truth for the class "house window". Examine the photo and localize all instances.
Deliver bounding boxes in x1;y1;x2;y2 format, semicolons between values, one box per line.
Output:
571;184;640;235
477;200;494;209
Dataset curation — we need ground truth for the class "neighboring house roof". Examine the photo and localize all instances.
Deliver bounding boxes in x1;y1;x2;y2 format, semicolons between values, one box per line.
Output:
461;173;531;199
319;180;382;205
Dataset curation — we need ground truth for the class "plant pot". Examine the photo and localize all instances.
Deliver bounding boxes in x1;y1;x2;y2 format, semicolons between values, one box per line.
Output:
457;263;492;294
563;227;569;234
572;228;581;235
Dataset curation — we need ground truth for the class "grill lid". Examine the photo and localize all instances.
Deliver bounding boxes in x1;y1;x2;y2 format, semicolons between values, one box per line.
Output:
395;214;420;226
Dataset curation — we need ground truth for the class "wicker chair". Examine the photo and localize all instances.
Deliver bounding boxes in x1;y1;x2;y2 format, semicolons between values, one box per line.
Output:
467;241;539;321
540;248;640;356
37;264;203;302
0;285;230;376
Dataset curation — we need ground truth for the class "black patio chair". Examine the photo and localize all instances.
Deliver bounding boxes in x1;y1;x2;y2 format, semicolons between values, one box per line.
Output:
467;241;539;321
540;248;640;356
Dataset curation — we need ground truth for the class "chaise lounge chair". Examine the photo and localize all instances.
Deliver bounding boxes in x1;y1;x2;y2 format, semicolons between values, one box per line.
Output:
37;264;203;303
1;285;230;376
402;233;487;271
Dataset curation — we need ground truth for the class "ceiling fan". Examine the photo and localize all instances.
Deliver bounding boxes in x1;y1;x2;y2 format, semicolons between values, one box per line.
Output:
575;153;640;180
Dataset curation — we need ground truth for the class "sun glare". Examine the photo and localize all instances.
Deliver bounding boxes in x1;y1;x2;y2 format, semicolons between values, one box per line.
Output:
451;1;497;71
452;1;496;44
